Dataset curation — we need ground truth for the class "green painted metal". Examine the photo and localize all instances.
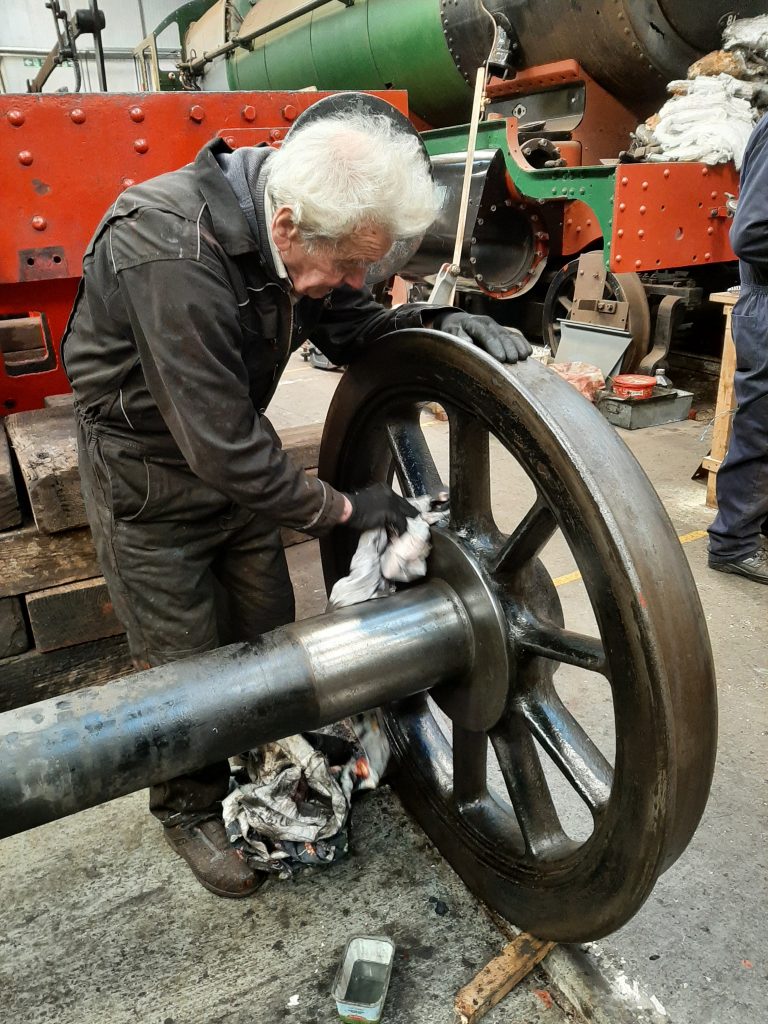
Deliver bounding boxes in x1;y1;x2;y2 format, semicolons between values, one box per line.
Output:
226;0;473;126
424;122;618;262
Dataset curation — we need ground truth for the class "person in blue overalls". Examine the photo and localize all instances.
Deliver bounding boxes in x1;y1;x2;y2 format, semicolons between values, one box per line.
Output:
708;113;768;584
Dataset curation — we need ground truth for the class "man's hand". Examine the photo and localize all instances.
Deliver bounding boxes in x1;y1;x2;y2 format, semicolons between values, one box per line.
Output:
341;483;419;535
432;311;533;363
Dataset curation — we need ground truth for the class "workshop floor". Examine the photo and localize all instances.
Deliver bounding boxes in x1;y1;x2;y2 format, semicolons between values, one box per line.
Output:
1;354;765;1024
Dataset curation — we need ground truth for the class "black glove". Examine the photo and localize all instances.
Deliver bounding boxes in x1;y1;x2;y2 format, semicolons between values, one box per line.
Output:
343;483;419;535
433;311;533;363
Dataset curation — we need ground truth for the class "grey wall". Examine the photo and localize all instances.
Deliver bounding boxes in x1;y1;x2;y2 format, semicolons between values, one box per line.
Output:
0;1;185;93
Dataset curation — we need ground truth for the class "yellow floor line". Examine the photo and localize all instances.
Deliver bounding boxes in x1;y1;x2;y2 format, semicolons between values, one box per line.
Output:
552;529;708;588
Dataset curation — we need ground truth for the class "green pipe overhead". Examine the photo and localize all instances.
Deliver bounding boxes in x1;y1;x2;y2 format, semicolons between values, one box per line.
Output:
226;0;493;127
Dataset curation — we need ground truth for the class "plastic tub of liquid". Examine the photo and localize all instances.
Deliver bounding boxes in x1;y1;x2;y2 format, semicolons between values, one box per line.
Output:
332;936;396;1022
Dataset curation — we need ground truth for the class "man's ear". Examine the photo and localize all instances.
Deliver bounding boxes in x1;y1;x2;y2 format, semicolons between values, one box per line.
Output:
271;207;297;253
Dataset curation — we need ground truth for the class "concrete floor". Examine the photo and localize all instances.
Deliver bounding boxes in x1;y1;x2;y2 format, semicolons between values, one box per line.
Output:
1;354;765;1023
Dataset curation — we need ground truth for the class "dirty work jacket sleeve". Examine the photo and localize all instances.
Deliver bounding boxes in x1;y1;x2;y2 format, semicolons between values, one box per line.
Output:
308;285;453;365
730;115;768;273
116;257;345;534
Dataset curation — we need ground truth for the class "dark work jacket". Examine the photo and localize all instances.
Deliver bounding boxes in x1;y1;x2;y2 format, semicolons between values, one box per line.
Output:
62;138;439;534
731;114;768;301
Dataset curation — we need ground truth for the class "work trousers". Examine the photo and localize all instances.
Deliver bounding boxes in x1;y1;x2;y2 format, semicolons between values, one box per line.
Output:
708;285;768;561
76;416;295;820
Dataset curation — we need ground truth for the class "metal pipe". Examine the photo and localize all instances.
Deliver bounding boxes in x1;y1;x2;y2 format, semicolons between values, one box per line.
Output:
179;0;353;76
0;581;471;839
89;0;107;91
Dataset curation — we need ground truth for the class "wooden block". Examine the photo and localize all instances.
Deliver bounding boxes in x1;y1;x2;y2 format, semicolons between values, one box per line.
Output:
281;526;314;547
280;422;323;471
0;634;133;713
0;524;100;599
26;576;124;653
0;427;22;531
0;596;30;658
43;393;74;408
454;934;556;1024
5;405;85;533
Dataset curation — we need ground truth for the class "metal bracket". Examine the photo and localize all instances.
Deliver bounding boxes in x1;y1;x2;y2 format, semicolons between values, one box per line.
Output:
638;294;687;375
570;251;630;331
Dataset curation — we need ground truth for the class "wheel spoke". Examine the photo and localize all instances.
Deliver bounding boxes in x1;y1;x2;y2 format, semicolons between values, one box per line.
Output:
516;614;607;674
557;295;574;315
452;725;488;806
448;408;493;529
490;713;569;857
491;498;557;575
386;412;444;498
520;692;612;814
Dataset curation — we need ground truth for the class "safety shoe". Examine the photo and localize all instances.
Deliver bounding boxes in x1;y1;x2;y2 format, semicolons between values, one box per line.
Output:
708;546;768;585
163;815;263;898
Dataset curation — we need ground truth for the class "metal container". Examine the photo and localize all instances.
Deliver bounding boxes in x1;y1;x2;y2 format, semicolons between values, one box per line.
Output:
332;936;395;1023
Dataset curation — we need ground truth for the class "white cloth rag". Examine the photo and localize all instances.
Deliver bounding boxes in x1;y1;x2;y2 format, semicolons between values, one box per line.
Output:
327;496;448;609
647;74;757;169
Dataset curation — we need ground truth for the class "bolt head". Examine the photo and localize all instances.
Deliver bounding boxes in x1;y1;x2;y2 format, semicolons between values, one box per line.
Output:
18;151;33;166
282;104;298;122
129;107;145;123
189;105;205;123
7;110;25;127
31;215;47;231
242;105;257;122
70;108;86;124
134;138;149;154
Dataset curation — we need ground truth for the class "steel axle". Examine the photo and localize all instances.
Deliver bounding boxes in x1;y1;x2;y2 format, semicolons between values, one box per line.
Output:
0;331;717;942
0;581;472;838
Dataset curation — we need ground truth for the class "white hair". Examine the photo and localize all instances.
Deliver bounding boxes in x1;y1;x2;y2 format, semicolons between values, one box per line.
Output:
266;112;441;250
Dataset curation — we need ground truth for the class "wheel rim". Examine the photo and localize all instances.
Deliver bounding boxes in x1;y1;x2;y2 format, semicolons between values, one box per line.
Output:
543;260;652;372
319;331;716;941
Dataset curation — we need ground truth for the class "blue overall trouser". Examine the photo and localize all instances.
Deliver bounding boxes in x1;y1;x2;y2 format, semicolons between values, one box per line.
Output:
708;283;768;561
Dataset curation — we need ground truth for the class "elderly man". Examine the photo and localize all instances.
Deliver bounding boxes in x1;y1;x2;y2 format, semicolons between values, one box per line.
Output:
62;108;531;898
708;112;768;584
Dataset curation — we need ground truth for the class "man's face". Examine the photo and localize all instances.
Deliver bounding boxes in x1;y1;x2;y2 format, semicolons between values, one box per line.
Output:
271;207;392;299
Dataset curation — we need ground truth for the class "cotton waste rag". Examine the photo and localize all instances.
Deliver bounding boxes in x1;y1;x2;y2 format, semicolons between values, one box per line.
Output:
222;497;448;877
637;74;757;169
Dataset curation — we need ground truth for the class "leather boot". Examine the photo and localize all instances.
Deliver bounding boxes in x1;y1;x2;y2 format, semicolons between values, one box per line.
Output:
163;814;263;898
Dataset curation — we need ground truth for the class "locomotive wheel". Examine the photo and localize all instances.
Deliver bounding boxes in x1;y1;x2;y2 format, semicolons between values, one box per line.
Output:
319;330;716;941
543;261;652;373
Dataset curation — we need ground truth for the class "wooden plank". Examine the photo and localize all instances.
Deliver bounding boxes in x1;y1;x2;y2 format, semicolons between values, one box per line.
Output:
0;426;22;531
26;576;125;653
0;634;133;713
705;303;738;510
43;393;74;408
280;422;323;470
0;524;100;599
454;934;556;1024
0;596;30;658
2;415;322;536
5;405;85;533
